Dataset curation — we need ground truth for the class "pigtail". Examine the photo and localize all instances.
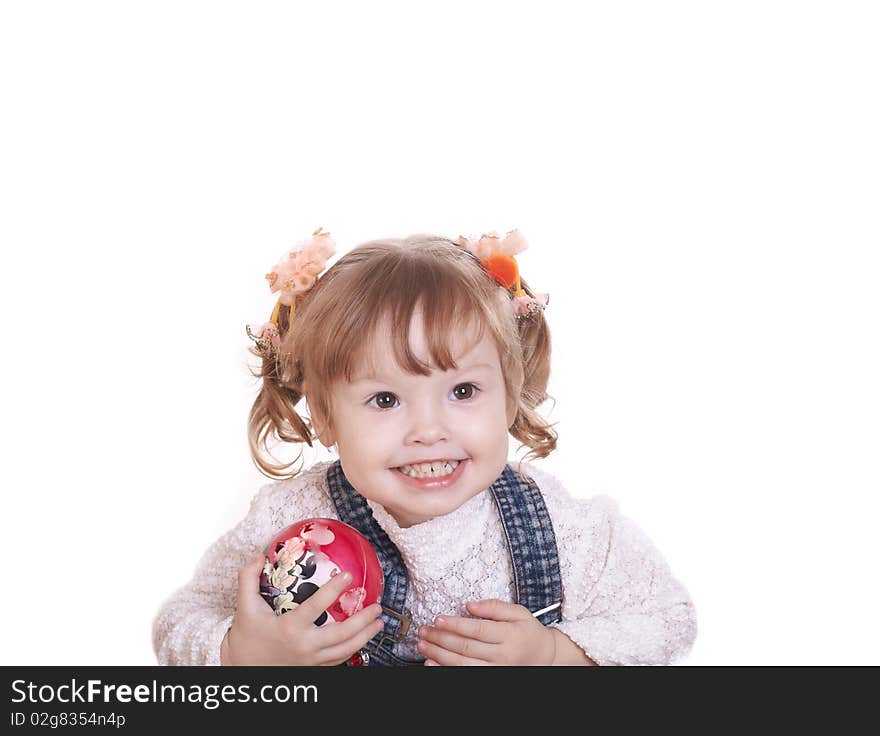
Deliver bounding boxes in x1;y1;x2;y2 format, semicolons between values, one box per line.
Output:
509;276;558;466
246;304;316;480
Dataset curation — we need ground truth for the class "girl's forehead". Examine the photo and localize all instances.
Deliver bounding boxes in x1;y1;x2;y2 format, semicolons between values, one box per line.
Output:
352;318;495;381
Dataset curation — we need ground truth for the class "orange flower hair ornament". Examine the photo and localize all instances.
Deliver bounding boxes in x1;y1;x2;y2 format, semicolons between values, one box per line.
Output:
454;229;550;319
246;227;336;356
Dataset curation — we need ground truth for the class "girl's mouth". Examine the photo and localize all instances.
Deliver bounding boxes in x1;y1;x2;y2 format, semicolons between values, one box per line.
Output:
391;459;468;489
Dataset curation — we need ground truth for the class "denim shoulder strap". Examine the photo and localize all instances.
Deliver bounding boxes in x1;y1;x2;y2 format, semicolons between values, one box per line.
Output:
325;461;422;666
490;464;564;626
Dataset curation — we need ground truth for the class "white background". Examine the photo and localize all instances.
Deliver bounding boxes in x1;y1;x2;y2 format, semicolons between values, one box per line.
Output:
1;1;877;665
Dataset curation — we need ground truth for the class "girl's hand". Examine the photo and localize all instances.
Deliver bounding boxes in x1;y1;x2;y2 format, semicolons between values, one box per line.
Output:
221;552;384;666
416;599;557;666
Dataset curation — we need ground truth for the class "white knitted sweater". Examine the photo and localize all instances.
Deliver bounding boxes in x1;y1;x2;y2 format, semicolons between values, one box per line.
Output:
151;460;697;666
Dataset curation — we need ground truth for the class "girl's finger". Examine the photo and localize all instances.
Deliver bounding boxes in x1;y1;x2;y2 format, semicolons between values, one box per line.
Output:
321;618;385;666
237;551;272;617
430;614;505;643
418;625;497;661
417;638;489;666
313;603;383;647
465;599;532;622
286;572;353;628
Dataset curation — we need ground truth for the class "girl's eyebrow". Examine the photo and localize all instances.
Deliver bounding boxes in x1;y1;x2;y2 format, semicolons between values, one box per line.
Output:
352;362;494;383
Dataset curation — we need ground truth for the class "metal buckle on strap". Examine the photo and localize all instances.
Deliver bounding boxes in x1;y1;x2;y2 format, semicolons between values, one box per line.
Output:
531;602;562;619
376;606;412;648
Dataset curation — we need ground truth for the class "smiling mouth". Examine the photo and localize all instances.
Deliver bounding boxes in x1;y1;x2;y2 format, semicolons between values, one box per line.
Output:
393;459;465;479
391;458;470;490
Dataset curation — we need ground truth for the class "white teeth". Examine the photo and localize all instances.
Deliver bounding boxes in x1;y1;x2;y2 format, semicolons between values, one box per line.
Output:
397;460;461;478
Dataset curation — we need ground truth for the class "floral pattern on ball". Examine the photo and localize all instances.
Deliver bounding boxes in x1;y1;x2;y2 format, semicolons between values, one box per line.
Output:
258;518;385;628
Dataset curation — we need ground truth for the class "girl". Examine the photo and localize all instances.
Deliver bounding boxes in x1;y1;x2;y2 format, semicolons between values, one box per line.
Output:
151;228;698;666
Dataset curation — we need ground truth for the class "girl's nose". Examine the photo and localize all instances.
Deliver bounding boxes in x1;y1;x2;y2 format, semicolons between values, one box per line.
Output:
404;401;450;445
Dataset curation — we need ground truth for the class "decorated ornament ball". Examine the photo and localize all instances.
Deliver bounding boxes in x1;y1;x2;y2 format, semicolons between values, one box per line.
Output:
259;518;384;626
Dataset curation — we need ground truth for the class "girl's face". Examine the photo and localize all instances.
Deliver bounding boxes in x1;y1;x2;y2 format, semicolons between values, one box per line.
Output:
312;309;513;528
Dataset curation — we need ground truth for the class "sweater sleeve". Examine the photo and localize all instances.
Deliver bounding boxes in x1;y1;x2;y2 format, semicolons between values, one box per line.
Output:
522;464;698;666
150;482;276;666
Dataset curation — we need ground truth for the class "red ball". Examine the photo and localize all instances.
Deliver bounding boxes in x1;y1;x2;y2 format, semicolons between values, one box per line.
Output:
259;518;384;626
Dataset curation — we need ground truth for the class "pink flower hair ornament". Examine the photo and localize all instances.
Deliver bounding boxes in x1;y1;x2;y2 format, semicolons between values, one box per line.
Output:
246;227;336;356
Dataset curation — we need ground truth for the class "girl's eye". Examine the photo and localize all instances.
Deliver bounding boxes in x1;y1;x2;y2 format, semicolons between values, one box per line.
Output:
368;385;480;409
450;383;479;401
368;392;399;410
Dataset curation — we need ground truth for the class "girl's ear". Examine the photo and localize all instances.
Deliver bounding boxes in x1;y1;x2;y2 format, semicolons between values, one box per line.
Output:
506;362;525;429
312;412;337;448
304;392;336;448
506;396;518;429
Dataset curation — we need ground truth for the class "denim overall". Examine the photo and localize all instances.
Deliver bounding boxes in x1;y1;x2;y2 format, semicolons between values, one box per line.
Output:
326;460;564;666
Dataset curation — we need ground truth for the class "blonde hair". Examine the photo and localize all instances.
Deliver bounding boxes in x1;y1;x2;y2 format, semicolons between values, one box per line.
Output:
247;233;557;479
